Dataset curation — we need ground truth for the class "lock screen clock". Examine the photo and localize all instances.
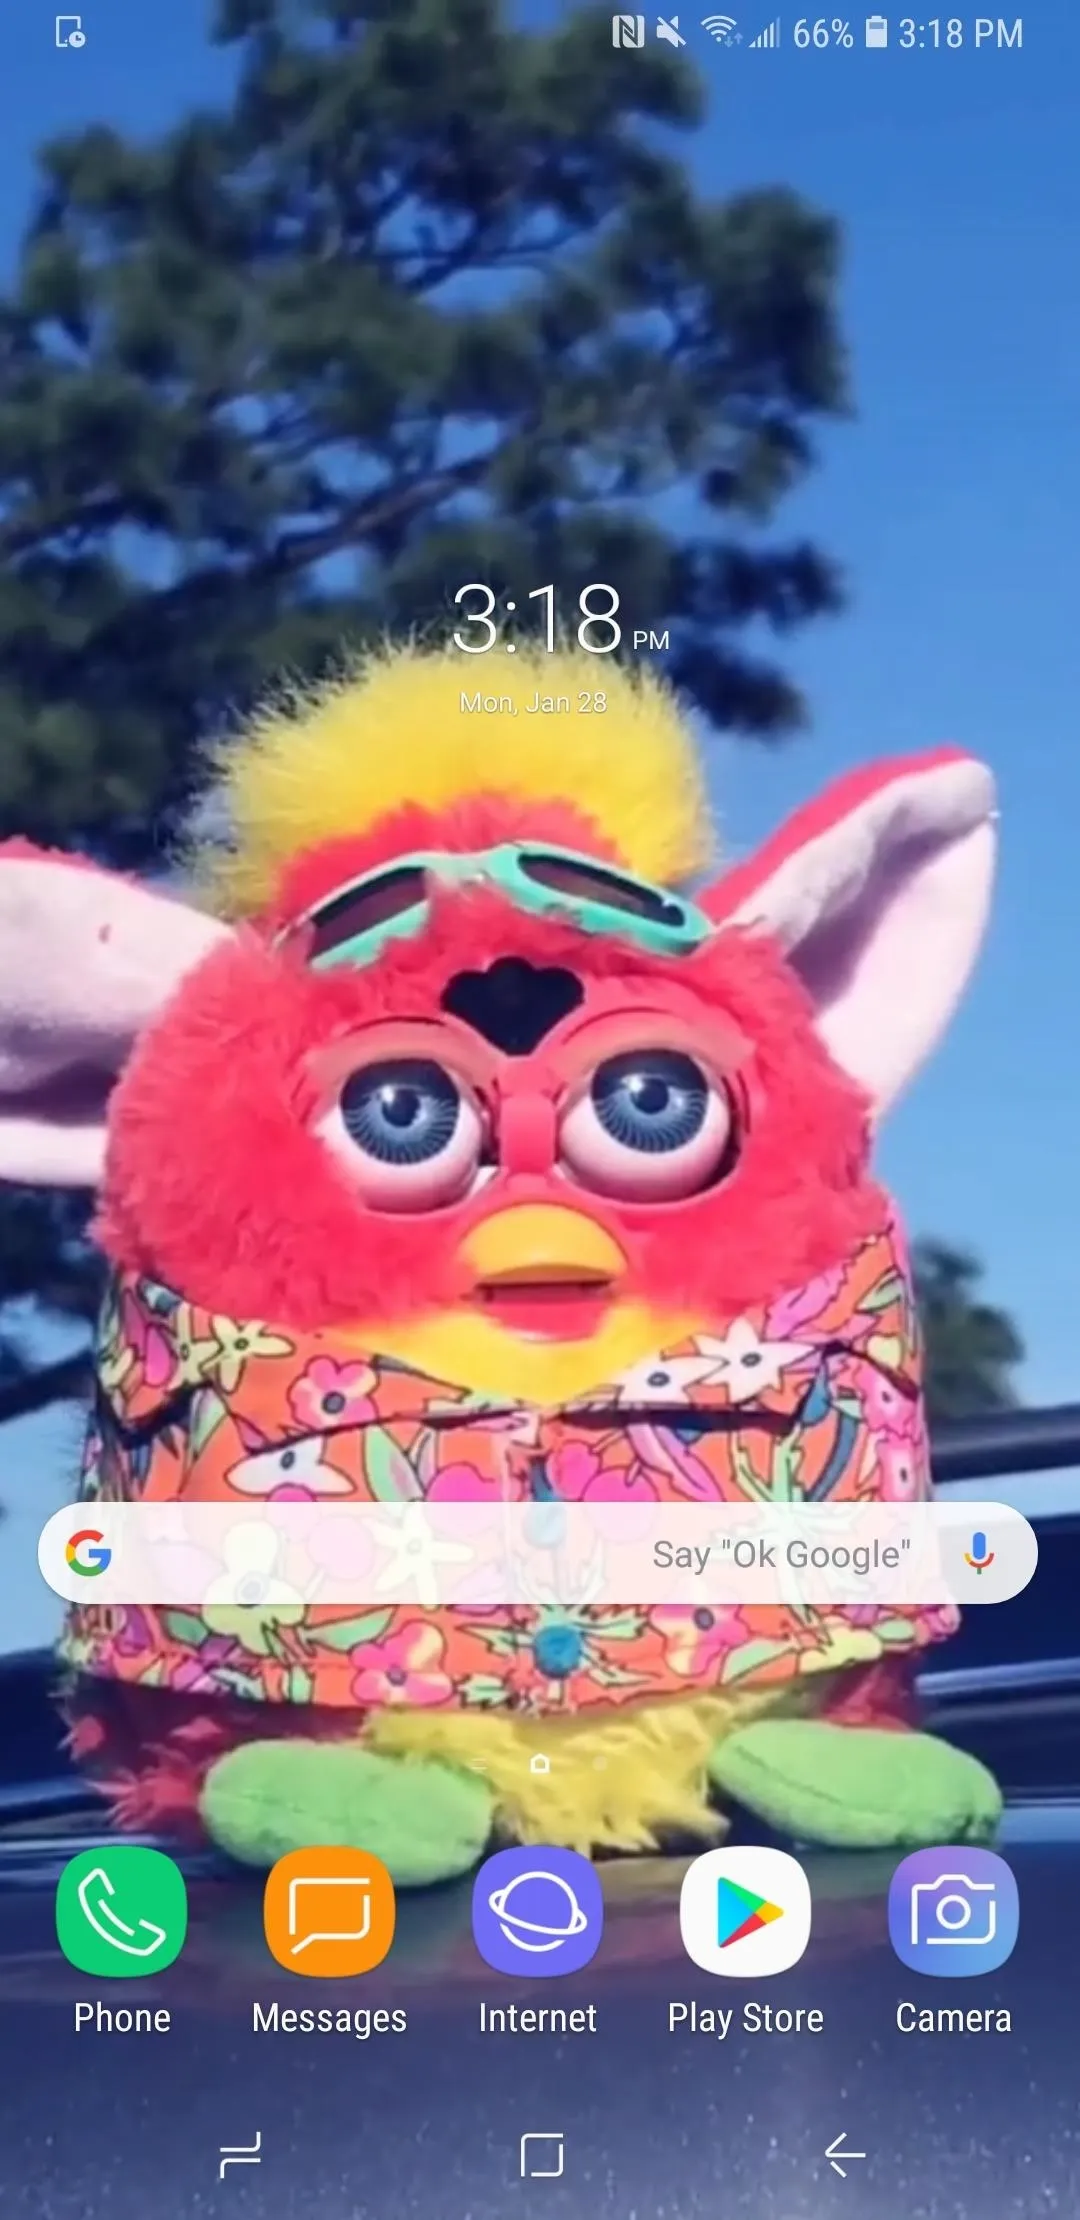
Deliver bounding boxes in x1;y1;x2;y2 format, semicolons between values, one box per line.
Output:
453;582;623;655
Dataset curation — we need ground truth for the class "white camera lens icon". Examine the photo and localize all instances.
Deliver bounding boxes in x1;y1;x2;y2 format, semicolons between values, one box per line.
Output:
889;1849;1018;1977
911;1872;996;1947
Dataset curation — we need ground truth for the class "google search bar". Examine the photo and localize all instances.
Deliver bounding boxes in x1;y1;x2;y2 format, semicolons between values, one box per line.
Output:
39;1501;1037;1610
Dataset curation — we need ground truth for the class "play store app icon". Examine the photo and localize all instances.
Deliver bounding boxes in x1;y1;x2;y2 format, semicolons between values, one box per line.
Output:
679;1848;812;1977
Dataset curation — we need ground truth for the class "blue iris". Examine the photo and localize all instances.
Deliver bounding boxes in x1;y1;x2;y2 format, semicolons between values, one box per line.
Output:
339;1058;460;1164
533;1625;584;1677
591;1050;708;1154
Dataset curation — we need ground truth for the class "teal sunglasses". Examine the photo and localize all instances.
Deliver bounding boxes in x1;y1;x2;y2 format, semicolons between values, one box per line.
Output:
280;843;714;972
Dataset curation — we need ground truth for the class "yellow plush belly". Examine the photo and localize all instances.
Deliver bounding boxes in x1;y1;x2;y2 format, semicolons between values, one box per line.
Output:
367;1687;815;1853
348;1248;816;1847
345;1296;700;1406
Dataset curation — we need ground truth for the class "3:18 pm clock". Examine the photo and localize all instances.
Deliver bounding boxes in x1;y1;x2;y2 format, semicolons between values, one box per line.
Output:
453;582;653;656
897;18;1023;45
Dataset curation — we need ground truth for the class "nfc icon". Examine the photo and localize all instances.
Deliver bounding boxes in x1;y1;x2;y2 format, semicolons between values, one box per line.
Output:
611;13;647;42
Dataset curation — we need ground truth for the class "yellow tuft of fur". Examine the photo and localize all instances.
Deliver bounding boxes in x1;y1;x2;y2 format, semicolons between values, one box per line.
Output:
366;1687;799;1855
194;641;714;917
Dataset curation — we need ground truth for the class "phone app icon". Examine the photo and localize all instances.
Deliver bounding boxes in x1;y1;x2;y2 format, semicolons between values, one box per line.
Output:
56;1845;188;1977
679;1847;812;1977
472;1847;603;1976
263;1847;396;1977
888;1847;1018;1976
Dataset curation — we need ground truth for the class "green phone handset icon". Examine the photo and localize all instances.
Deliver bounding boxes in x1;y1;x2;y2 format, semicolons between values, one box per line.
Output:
78;1865;168;1957
56;1846;188;1977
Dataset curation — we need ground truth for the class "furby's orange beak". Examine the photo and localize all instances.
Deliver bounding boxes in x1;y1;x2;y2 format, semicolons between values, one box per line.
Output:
461;1205;627;1290
459;1205;627;1336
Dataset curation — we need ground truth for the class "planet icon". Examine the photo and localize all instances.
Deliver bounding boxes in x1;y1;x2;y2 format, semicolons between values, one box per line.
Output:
472;1845;603;1975
487;1868;588;1953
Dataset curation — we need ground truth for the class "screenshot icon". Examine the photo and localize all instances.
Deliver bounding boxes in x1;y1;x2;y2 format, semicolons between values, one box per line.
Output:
263;1847;396;1977
888;1847;1019;1976
679;1846;812;1977
472;1847;603;1976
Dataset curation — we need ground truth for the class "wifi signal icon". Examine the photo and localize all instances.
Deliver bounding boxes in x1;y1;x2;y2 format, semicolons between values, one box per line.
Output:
701;13;739;39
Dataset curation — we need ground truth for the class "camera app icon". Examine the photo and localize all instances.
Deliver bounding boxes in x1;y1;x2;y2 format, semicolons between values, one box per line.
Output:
888;1847;1018;1977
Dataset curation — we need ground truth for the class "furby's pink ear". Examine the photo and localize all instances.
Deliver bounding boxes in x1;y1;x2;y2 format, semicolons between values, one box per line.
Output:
704;749;997;1115
0;843;231;1186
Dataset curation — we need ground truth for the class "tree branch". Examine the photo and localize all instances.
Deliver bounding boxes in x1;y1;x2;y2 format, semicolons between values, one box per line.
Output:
0;1349;93;1425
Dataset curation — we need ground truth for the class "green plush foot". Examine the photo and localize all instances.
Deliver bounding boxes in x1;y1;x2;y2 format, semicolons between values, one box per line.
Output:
708;1723;1002;1850
200;1740;495;1886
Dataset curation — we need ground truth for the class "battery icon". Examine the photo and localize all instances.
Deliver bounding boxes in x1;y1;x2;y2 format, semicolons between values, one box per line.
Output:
865;13;888;41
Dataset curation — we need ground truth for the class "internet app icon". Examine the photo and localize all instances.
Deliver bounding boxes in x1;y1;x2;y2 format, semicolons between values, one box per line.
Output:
888;1847;1018;1976
679;1847;812;1976
472;1847;603;1976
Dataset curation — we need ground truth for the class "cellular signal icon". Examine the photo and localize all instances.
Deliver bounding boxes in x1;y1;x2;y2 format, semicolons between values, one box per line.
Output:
701;14;739;40
749;15;781;41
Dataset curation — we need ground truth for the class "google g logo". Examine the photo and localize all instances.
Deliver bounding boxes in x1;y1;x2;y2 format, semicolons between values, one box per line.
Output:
66;1529;112;1578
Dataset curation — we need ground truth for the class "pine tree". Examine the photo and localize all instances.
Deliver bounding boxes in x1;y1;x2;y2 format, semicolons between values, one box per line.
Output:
3;0;852;1418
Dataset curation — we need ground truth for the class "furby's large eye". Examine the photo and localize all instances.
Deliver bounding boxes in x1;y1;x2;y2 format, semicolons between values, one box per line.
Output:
319;1058;483;1211
559;1050;735;1201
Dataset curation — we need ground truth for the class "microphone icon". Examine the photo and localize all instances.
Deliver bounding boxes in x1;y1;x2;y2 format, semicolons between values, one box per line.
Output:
964;1529;995;1574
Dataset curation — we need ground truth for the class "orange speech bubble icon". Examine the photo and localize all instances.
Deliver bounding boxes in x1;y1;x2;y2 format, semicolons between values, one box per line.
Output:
263;1847;396;1978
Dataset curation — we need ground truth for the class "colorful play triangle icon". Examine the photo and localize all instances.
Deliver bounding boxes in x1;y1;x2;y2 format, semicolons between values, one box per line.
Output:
680;1849;811;1975
716;1877;785;1948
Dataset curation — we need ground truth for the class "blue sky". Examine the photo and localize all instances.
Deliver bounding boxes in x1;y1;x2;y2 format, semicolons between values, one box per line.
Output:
0;2;1076;1645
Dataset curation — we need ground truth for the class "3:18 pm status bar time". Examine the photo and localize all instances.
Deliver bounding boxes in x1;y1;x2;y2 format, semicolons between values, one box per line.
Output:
611;14;1024;50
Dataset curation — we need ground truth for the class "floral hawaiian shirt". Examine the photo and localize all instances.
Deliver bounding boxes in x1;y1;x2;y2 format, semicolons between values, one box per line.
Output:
61;1222;957;1716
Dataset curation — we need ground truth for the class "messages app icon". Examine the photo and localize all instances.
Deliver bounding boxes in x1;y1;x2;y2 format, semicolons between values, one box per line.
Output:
888;1847;1019;1976
263;1847;395;1977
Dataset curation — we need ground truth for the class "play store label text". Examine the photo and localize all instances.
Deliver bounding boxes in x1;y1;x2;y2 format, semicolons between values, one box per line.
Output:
669;2001;825;2038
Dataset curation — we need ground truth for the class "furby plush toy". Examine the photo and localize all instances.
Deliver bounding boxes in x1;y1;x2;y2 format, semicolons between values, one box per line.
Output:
0;646;1002;1882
